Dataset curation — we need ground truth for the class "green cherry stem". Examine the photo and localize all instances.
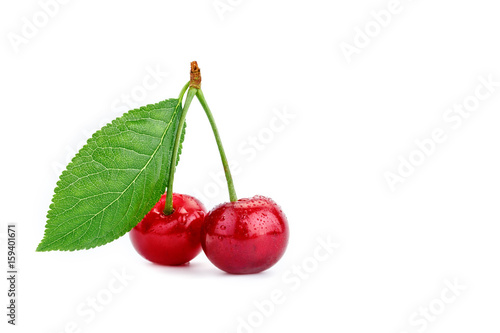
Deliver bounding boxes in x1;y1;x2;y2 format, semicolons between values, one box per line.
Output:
196;89;238;202
177;81;190;102
163;87;198;215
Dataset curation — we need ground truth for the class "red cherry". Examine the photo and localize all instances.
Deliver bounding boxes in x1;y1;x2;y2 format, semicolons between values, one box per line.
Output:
201;195;289;274
129;193;206;266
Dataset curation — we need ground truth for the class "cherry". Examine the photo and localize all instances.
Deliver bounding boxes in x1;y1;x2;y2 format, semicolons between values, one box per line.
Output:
193;76;289;274
129;78;205;266
201;196;289;274
129;193;206;266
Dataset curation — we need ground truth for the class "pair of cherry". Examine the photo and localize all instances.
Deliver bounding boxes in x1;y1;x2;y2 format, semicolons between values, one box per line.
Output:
129;193;288;274
129;62;289;274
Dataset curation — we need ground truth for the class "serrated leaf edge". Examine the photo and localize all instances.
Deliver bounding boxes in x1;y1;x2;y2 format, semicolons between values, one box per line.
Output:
37;99;182;252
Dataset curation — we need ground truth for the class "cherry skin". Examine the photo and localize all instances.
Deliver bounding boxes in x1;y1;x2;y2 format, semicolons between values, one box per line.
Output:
201;195;289;274
129;193;207;266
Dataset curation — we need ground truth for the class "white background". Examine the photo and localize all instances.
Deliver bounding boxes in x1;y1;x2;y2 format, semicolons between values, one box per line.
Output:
1;0;500;332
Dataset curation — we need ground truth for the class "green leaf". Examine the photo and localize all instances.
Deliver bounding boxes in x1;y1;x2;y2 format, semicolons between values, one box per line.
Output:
176;121;186;167
37;99;185;251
